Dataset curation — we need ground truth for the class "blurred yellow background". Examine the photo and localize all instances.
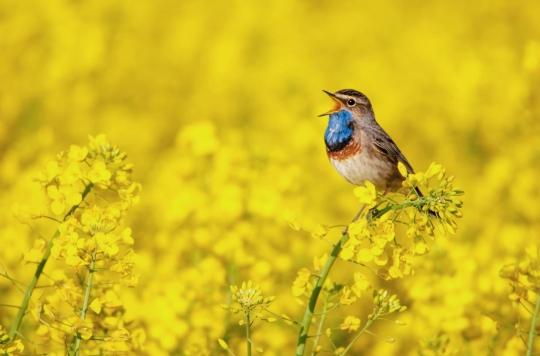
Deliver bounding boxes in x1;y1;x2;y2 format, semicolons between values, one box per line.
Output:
1;0;540;354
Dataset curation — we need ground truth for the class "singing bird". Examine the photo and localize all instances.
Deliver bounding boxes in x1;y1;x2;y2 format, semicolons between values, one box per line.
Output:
320;89;417;193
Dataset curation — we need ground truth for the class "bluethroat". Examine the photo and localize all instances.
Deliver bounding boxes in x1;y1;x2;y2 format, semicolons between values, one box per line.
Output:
320;89;419;193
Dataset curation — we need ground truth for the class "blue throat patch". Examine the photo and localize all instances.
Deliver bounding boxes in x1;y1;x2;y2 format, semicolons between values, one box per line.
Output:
324;110;354;152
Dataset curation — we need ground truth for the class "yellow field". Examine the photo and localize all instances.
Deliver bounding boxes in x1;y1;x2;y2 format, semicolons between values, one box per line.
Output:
1;1;539;355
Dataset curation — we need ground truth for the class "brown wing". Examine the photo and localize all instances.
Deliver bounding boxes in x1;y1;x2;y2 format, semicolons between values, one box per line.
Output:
368;124;437;215
368;125;415;174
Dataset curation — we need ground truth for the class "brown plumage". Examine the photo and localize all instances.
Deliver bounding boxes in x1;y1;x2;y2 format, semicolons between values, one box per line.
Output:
322;89;419;193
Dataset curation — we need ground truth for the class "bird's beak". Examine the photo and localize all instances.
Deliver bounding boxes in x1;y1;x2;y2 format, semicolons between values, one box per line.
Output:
318;90;342;117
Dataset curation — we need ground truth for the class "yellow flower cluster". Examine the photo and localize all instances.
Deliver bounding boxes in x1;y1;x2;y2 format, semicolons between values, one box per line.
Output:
499;245;540;352
292;167;462;353
228;281;275;321
370;289;407;318
501;245;540;299
340;316;361;333
11;136;143;355
0;325;24;355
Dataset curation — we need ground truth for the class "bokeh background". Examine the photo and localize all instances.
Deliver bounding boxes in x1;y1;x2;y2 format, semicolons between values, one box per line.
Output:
1;0;540;354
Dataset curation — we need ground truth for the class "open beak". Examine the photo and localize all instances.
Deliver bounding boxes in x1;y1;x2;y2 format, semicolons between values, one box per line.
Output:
318;90;342;117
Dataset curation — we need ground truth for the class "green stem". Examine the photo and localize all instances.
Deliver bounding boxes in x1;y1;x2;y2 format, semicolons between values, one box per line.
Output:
70;252;97;356
8;183;93;341
369;198;425;220
310;292;329;356
295;206;365;356
244;311;252;356
526;293;540;356
8;230;57;340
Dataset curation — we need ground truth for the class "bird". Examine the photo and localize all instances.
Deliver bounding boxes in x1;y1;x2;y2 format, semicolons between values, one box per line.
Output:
320;88;419;194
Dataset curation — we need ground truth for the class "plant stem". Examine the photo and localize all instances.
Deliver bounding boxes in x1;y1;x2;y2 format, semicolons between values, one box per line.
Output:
310;292;329;356
295;206;365;356
369;198;424;220
244;311;252;356
8;230;57;340
8;183;93;341
526;293;540;356
70;252;97;356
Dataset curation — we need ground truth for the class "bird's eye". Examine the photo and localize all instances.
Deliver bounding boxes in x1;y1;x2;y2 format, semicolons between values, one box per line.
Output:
347;99;356;107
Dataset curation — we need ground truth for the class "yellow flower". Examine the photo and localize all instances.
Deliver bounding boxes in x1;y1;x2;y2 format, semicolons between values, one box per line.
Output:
96;232;120;256
339;286;357;305
340;243;356;261
310;224;328;239
348;220;368;240
61;163;83;185
65;253;85;267
68;145;88;162
88;160;112;185
351;272;371;297
292;268;312;297
424;162;443;179
89;298;103;314
313;253;328;272
397;161;409;178
353;181;377;206
35;324;49;337
131;328;146;350
120;228;134;245
414;240;429;255
23;239;45;264
47;185;82;215
372;290;406;316
230;281;271;311
103;316;119;329
0;325;24;354
356;248;373;263
75;319;93;341
103;290;123;308
340;316;361;332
